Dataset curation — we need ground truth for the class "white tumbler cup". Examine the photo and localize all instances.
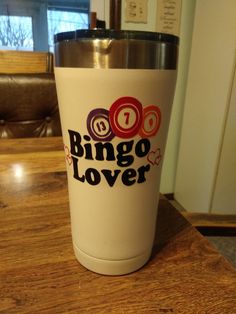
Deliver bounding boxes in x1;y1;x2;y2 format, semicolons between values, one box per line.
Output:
54;29;178;275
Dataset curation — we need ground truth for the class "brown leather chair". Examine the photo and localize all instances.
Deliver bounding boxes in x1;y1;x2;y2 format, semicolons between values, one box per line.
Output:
0;73;62;138
0;51;62;138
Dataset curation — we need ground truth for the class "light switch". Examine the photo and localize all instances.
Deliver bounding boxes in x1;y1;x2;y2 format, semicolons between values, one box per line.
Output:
125;0;148;23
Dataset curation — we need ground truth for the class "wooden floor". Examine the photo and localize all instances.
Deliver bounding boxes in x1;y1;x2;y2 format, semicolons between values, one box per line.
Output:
166;195;236;268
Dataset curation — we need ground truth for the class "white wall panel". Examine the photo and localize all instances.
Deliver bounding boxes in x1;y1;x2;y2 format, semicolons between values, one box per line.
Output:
174;0;236;212
211;64;236;214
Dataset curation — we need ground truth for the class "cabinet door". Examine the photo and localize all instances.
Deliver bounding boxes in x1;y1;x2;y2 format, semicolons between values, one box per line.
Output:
174;0;236;213
211;64;236;214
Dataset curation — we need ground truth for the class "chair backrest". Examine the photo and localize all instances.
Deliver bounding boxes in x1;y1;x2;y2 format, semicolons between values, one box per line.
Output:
0;50;61;138
0;50;53;73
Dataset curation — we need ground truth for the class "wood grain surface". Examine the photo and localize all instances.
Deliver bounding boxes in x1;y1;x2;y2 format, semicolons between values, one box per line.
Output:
0;50;53;73
165;196;236;236
0;137;236;314
182;211;236;228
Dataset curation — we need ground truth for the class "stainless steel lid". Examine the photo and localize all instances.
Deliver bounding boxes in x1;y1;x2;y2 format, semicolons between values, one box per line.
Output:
54;29;179;69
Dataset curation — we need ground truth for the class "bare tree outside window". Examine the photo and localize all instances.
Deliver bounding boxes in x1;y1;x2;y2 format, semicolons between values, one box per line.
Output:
47;10;88;51
0;15;33;50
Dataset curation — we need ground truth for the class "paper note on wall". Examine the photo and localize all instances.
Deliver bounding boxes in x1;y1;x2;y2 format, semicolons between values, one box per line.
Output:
156;0;182;36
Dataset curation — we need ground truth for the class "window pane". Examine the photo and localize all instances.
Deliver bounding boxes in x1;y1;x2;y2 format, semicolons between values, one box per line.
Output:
47;10;88;51
0;15;33;51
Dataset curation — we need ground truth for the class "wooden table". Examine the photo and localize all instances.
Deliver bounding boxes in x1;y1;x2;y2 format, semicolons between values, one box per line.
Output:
1;137;236;314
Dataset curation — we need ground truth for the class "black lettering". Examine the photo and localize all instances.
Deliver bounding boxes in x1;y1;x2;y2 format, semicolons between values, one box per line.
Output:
84;143;93;160
68;130;84;157
71;156;85;182
137;164;150;183
83;135;90;141
121;168;136;186
85;168;101;185
135;139;151;157
117;141;134;167
101;169;121;187
83;135;93;160
95;142;115;161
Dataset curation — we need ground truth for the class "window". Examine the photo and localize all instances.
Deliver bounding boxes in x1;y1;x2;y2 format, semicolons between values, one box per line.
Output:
0;15;33;51
47;9;88;51
0;0;89;52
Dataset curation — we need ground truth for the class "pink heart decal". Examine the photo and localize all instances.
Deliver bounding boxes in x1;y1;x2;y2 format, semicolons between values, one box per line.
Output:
147;148;162;166
64;145;72;166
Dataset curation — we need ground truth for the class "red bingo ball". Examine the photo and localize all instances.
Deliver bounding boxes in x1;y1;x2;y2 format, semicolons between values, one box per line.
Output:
109;96;143;139
139;105;161;138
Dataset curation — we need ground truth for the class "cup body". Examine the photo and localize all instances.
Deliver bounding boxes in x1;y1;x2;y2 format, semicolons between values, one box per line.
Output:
54;30;178;275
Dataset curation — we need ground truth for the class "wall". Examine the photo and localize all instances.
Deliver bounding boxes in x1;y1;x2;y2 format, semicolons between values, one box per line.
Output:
90;0;107;22
160;0;195;193
174;0;236;213
211;65;236;214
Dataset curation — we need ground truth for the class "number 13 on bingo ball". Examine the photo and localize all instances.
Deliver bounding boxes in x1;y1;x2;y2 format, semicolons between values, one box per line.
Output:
109;97;161;139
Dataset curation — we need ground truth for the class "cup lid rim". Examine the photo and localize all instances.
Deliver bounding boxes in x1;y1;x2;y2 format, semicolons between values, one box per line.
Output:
54;29;179;45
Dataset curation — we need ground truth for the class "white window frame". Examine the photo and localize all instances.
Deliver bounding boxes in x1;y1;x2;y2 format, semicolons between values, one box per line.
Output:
0;0;89;51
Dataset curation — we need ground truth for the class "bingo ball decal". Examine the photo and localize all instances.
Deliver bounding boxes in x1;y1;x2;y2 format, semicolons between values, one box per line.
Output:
87;108;115;141
139;105;161;138
109;96;143;139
